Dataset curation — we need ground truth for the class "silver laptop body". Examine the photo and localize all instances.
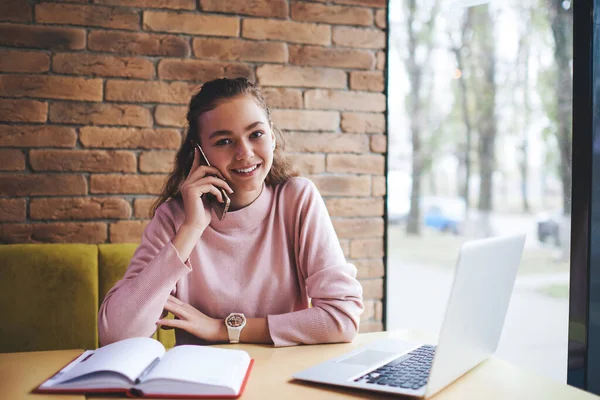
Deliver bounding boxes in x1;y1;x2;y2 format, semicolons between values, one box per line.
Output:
293;234;526;398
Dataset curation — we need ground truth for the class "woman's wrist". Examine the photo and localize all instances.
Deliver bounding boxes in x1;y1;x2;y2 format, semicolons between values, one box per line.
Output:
212;318;229;342
172;224;205;262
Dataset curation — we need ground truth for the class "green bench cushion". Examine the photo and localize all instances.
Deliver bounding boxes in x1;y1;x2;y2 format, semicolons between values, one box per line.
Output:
0;244;98;352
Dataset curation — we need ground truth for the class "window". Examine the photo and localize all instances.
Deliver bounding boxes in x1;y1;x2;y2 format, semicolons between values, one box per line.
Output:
387;0;572;382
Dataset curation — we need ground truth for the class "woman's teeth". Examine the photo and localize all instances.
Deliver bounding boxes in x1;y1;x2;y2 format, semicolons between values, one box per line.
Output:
234;165;258;173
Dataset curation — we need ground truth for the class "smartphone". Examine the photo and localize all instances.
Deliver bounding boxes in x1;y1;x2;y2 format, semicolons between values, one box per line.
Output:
191;141;230;221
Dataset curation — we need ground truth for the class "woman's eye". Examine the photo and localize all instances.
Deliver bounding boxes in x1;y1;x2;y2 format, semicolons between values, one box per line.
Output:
250;131;264;139
215;139;232;146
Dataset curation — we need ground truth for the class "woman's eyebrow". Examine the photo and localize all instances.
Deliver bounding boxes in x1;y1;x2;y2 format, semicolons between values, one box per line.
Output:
208;121;265;139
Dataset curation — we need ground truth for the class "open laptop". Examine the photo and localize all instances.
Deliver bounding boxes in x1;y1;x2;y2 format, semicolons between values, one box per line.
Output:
293;234;526;398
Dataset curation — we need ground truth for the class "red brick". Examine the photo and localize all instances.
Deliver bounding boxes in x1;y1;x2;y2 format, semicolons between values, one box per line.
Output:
350;71;384;92
329;0;386;7
0;49;49;72
193;38;288;63
360;278;384;298
288;153;325;175
0;99;47;123
341;112;386;133
155;105;187;127
308;175;371;196
88;30;189;57
0;125;77;147
0;150;25;171
158;59;254;82
305;90;386;112
286;132;368;153
134;198;158;218
139;151;176;172
95;0;195;10
271;110;340;131
262;88;302;109
110;220;150;243
143;10;238;37
351;238;383;258
200;0;288;18
0;23;85;50
372;175;386;196
105;80;198;104
291;2;373;26
49;102;153;127
36;3;139;30
327;153;385;174
325;197;384;217
30;150;137;173
0;1;31;22
0;222;107;244
376;51;385;70
90;174;167;194
257;65;345;89
0;75;102;101
361;299;383;322
359;322;384;333
360;299;376;321
80;127;181;149
333;218;384;239
333;26;386;49
375;9;386;29
353;259;384;279
0;174;87;196
243;18;330;46
53;53;155;79
0;199;26;222
340;239;350;257
30;197;132;220
370;135;386;153
288;45;374;69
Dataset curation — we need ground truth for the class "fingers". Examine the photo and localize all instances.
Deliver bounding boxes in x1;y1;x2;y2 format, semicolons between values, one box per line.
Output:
187;175;233;194
188;164;227;183
157;318;184;330
163;296;189;317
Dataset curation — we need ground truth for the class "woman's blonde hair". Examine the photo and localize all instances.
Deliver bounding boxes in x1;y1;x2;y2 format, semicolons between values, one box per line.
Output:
151;77;298;217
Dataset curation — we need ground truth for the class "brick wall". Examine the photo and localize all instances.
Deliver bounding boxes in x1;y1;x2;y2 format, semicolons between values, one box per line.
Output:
0;0;388;332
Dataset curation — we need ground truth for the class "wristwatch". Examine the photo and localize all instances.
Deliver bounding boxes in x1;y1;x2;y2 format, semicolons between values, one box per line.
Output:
225;313;247;343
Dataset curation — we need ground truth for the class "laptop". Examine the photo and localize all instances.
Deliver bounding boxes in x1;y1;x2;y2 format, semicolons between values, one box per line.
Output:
293;234;526;398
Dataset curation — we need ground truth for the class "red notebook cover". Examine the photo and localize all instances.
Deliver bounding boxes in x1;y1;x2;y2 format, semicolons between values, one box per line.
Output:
33;352;254;399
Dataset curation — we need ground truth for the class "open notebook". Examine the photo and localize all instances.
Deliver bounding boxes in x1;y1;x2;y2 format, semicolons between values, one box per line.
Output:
35;337;253;399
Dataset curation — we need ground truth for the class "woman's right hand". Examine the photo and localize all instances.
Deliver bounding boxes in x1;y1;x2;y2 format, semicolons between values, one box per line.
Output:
179;147;234;231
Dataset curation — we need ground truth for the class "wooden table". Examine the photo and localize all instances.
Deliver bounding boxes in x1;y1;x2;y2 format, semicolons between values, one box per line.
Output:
2;330;597;400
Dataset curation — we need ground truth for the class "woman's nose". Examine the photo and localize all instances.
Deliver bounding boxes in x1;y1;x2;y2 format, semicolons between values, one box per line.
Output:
235;140;253;160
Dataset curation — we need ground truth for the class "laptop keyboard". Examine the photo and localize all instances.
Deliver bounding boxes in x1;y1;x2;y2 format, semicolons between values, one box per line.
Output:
353;345;436;390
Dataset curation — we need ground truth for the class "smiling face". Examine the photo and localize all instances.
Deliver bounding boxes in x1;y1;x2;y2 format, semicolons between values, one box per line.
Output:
197;94;275;209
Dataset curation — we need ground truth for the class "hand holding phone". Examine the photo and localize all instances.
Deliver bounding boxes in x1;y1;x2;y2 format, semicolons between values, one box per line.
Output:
190;141;231;221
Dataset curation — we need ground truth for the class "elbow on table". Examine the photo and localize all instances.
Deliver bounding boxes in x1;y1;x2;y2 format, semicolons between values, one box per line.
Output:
338;323;359;343
329;314;360;344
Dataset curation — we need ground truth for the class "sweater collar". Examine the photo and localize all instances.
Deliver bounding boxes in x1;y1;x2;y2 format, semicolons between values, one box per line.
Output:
208;184;273;232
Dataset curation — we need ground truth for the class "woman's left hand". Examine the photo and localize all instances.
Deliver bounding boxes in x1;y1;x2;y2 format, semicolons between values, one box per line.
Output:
158;295;224;342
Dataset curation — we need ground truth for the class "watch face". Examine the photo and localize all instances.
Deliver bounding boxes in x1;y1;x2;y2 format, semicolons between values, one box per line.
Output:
226;314;245;328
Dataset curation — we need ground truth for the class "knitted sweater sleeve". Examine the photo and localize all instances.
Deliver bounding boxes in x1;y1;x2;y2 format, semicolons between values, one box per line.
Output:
267;178;365;347
98;204;191;346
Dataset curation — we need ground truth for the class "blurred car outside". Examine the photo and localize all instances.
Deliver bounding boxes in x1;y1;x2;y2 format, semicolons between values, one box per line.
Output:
536;210;562;246
387;170;466;234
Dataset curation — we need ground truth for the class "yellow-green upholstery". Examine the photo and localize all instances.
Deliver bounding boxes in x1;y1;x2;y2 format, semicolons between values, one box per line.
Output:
0;243;175;353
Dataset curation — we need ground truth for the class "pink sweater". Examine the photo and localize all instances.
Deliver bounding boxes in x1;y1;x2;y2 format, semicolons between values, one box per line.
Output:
98;177;364;347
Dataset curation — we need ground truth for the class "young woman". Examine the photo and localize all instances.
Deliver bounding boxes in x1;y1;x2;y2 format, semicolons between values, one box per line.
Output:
98;77;364;347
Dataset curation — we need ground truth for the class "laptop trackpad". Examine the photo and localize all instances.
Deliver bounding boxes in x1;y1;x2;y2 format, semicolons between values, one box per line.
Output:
337;350;398;367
